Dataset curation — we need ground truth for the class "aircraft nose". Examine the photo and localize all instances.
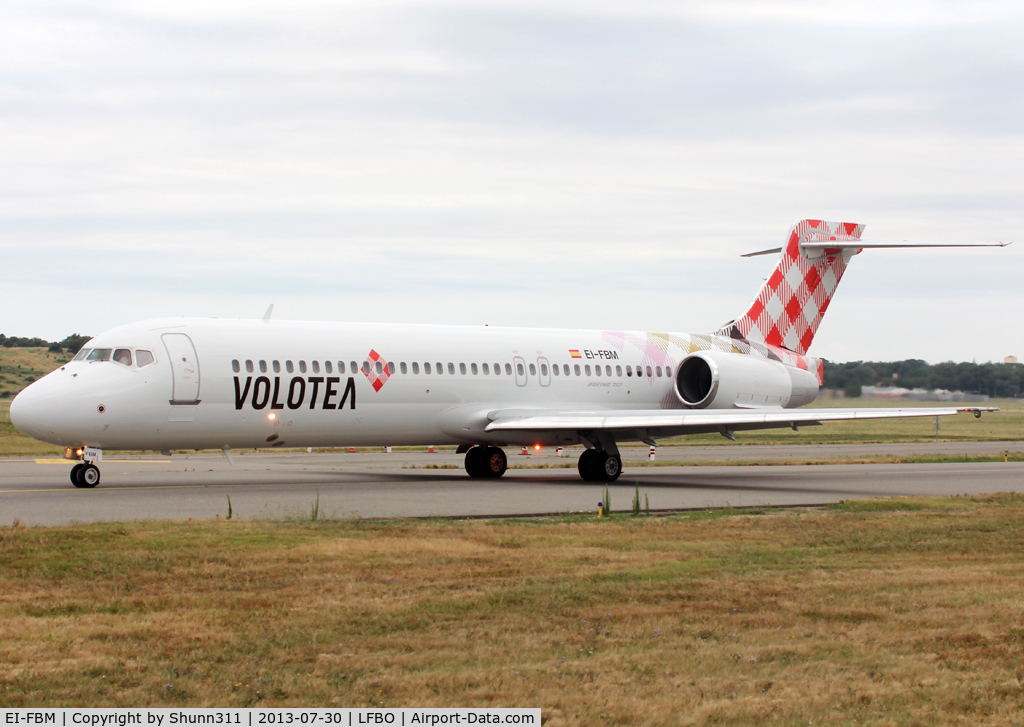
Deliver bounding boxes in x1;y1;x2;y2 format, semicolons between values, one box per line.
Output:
9;382;57;441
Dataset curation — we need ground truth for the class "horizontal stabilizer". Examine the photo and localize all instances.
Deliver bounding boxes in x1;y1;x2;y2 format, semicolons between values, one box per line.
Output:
743;240;1010;257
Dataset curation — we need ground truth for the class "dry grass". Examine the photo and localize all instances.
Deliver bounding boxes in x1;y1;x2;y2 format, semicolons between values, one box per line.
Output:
3;496;1024;724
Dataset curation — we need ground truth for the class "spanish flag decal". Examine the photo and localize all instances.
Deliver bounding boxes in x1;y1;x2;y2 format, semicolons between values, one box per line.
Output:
569;350;582;358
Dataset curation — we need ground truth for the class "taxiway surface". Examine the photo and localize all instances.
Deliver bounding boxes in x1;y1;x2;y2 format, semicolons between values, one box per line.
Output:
2;442;1022;526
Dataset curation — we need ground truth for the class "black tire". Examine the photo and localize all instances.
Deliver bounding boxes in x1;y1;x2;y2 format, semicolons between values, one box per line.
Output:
70;463;84;487
598;453;622;482
464;446;487;478
78;463;100;488
578;449;600;481
482;447;507;478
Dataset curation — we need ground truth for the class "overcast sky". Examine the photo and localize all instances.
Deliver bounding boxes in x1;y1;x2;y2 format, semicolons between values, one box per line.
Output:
1;0;1022;363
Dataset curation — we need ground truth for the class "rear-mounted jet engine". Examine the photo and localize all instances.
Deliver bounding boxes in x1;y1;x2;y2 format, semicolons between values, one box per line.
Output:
674;350;819;409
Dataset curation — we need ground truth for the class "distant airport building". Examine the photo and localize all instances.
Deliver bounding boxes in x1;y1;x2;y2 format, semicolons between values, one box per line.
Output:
861;386;989;403
1006;356;1019;364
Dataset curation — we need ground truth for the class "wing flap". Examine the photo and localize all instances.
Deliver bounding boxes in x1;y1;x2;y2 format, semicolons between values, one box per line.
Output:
485;407;997;432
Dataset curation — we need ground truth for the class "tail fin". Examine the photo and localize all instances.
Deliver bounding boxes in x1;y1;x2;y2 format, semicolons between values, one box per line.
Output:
718;219;864;355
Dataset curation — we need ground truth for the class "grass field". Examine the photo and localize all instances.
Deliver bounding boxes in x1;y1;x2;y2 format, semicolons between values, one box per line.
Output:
0;347;1021;458
2;496;1024;723
0;347;71;400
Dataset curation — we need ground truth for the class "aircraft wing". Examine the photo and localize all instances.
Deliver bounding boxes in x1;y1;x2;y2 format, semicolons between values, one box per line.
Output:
484;406;998;438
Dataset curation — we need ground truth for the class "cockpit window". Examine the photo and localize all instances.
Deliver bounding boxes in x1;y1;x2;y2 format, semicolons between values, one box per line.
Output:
113;349;132;366
136;350;155;368
73;348;91;361
86;349;112;362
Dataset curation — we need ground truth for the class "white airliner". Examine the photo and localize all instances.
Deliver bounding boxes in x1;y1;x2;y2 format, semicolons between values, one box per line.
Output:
10;219;1008;488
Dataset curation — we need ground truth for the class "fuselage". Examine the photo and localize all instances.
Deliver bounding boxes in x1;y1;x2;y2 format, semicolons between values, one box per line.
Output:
10;317;821;452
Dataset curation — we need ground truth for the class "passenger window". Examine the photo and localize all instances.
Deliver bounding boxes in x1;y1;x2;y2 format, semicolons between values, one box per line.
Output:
136;350;155;368
272;360;281;373
362;361;371;374
448;362;455;375
563;364;570;376
286;360;294;374
656;366;662;377
459;363;467;375
482;363;489;375
574;364;581;376
626;365;632;377
400;362;408;374
412;362;420;374
424;362;431;374
585;365;592;376
616;365;622;377
325;361;333;374
505;363;512;376
246;360;254;373
551;364;557;376
666;365;672;377
594;365;601;377
73;348;91;361
232;359;240;373
647;366;653;377
387;361;395;375
337;361;345;374
299;361;307;374
516;363;524;376
471;363;478;375
257;360;266;373
529;363;536;376
606;366;612;376
350;361;357;373
374;361;382;374
437;362;444;375
312;361;321;374
87;349;112;361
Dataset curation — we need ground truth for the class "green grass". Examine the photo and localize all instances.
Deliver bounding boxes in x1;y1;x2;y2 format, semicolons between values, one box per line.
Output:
0;347;71;400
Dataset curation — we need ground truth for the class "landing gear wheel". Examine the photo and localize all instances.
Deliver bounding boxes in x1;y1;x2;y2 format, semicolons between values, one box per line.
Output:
597;453;622;482
76;463;100;489
482;447;507;478
578;450;622;482
465;446;487;478
578;449;601;481
70;463;84;487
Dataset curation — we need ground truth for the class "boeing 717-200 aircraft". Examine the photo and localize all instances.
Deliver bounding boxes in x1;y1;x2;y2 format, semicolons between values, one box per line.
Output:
10;219;1009;488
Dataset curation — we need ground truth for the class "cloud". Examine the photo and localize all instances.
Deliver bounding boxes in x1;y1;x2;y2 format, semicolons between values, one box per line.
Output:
0;0;1021;362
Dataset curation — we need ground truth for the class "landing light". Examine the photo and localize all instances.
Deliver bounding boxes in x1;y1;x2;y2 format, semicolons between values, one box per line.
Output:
534;444;541;450
268;413;277;421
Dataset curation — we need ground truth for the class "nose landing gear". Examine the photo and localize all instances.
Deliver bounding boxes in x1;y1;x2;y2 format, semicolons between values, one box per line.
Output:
70;462;101;488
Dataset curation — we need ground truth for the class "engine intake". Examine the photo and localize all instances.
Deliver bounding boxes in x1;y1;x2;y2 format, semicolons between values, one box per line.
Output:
674;350;818;409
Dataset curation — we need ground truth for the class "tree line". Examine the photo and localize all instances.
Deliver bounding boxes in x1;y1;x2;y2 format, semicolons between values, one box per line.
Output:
823;359;1023;399
0;333;91;355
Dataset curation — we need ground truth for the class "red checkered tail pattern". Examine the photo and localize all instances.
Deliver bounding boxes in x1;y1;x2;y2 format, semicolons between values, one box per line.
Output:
717;219;865;355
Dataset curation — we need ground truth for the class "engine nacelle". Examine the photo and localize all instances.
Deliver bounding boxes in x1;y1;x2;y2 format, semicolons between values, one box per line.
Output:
674;350;819;409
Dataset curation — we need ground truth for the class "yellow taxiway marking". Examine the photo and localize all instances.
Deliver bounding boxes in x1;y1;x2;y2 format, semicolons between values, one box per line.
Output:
33;459;172;465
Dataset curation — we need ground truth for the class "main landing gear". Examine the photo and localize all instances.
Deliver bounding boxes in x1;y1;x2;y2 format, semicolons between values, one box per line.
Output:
465;446;508;478
70;462;101;488
578;449;622;482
